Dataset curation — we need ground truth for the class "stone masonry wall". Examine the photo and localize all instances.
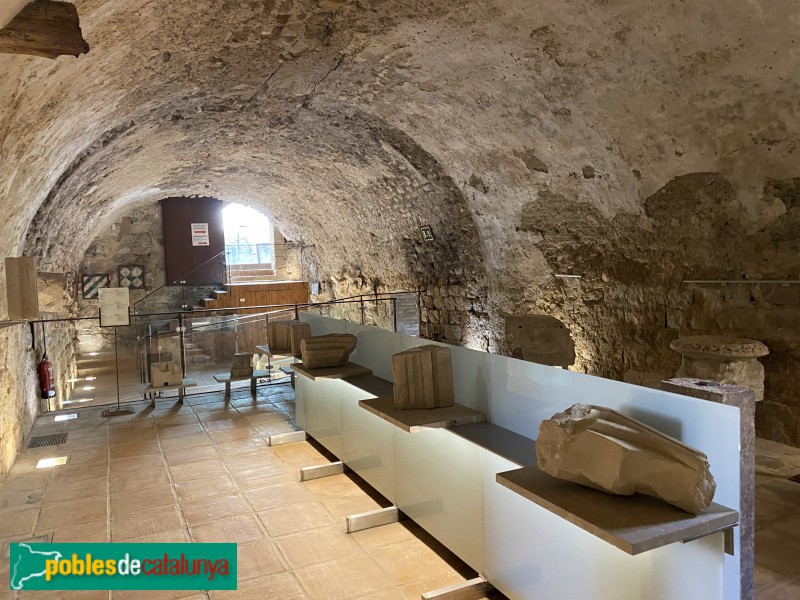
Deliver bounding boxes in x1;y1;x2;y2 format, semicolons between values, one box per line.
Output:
504;173;800;445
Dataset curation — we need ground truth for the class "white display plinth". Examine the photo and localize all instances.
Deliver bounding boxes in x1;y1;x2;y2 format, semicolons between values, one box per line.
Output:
297;314;741;600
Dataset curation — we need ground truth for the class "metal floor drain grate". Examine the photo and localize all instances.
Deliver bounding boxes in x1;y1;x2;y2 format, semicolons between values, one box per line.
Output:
789;474;800;484
26;432;68;448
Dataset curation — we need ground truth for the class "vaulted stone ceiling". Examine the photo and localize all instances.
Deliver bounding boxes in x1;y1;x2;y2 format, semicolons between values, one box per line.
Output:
2;0;794;273
3;0;800;442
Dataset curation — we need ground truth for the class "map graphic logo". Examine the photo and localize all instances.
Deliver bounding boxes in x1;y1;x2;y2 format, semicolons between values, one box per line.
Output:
9;543;236;591
10;543;63;590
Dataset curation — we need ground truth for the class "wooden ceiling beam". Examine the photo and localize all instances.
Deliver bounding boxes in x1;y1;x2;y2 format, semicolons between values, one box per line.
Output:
0;1;88;59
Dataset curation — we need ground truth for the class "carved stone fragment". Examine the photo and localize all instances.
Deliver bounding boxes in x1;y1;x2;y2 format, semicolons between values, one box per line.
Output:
230;352;253;378
151;361;183;387
300;333;357;369
391;345;455;410
670;335;769;402
268;320;311;357
536;403;716;514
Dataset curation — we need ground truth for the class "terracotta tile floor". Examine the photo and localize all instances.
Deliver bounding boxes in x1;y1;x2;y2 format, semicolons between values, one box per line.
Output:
12;381;800;599
754;438;800;599
0;385;497;600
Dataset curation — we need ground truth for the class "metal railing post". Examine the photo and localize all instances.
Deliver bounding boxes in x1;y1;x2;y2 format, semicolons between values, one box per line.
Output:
294;304;300;321
360;295;365;325
392;297;397;332
178;313;186;377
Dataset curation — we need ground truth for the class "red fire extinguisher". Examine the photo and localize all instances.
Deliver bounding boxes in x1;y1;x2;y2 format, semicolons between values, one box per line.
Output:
38;353;55;399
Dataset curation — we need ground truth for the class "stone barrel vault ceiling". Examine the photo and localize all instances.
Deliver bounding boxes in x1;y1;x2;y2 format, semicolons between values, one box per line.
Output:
2;0;800;453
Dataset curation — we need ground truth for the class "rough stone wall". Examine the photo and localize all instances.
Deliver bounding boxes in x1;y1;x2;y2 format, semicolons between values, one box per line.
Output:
508;173;800;444
0;327;38;476
75;202;215;351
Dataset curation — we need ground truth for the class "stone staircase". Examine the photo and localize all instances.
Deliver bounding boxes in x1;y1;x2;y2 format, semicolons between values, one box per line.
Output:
227;264;276;283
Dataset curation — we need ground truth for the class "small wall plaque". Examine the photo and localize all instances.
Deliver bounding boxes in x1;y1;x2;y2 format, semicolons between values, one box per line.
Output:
420;226;434;242
118;265;144;289
81;274;110;299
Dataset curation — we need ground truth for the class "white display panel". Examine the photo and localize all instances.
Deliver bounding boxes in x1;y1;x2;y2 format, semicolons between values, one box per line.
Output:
303;378;342;457
300;314;740;600
482;451;724;600
340;385;397;503
395;428;484;573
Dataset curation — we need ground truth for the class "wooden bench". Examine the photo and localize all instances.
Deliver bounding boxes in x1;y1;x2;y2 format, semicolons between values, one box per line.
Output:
138;378;197;406
213;369;272;401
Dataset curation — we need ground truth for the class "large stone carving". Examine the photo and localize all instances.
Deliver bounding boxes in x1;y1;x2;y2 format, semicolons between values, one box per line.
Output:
230;352;254;378
391;345;455;410
151;361;183;387
536;403;716;514
268;320;311;357
300;334;357;369
670;335;768;401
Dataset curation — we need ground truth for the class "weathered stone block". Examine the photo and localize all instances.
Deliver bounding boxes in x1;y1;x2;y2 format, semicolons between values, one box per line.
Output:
670;335;768;401
392;345;455;410
268;320;311;356
537;403;716;514
300;333;356;369
230;352;253;378
151;361;183;387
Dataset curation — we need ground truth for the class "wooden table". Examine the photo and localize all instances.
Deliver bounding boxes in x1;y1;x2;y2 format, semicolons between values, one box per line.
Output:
213;369;271;400
138;378;197;406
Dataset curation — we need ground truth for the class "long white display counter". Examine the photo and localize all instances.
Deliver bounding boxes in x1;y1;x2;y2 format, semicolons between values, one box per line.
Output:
295;314;742;600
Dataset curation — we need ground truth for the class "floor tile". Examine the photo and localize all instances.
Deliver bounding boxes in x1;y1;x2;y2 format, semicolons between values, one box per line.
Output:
0;508;37;537
158;423;206;438
37;497;107;530
112;504;183;541
110;440;162;459
207;428;257;443
350;522;418;551
164;444;220;466
257;501;336;537
159;433;211;451
295;552;395;600
111;485;176;515
190;513;265;544
236;538;287;581
170;459;229;483
43;474;107;505
276;524;362;569
174;474;239;503
181;493;250;526
213;438;267;456
110;469;171;495
210;572;305;599
49;518;108;543
244;481;314;511
369;538;463;588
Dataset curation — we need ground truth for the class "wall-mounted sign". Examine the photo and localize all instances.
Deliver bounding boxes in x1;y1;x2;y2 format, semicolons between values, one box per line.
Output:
191;223;210;246
98;287;130;327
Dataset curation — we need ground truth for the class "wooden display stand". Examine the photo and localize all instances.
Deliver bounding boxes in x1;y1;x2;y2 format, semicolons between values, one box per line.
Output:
213;369;271;400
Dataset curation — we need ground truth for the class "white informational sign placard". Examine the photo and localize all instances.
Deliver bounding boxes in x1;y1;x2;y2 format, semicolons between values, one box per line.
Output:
98;287;130;327
191;223;210;246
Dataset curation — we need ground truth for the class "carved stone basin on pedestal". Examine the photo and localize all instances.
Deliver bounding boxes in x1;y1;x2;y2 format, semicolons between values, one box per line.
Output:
669;335;769;401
